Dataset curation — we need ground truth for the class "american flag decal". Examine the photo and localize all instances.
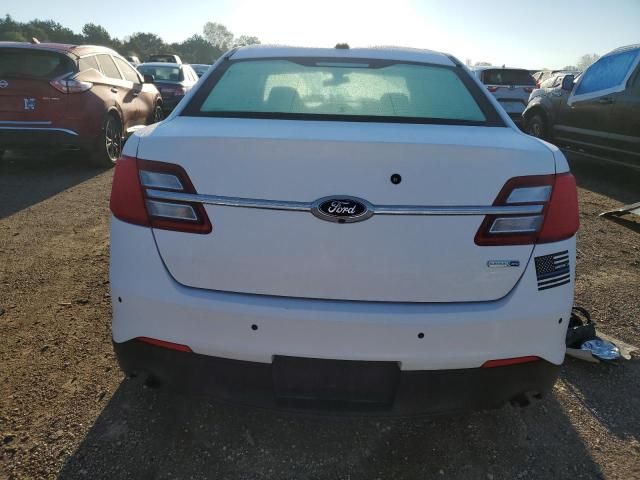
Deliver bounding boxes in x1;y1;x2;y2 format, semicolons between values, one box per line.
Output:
534;251;570;291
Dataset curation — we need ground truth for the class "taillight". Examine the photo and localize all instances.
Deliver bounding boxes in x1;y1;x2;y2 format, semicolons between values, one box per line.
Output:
487;85;499;92
110;156;212;234
174;86;187;97
50;77;93;93
475;173;579;246
524;87;534;93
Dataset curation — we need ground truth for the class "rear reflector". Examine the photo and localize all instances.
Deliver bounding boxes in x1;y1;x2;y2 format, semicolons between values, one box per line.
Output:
475;173;579;246
110;156;211;234
136;337;193;353
482;356;540;368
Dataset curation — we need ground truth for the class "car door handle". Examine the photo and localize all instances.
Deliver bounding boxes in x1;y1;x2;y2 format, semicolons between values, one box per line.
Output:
598;97;614;104
110;87;118;94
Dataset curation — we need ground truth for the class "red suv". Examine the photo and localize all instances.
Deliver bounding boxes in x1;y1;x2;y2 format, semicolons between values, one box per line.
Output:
0;42;163;166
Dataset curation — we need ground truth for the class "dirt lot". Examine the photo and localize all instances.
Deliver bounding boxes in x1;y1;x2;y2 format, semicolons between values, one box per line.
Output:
1;150;639;480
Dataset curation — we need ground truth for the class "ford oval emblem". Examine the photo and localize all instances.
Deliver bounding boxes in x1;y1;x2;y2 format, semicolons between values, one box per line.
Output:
311;196;374;223
0;80;8;89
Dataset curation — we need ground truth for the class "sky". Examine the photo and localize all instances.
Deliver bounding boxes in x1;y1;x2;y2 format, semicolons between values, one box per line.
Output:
4;0;640;69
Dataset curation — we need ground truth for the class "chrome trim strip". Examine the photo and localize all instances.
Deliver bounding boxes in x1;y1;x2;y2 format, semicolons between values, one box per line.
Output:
0;126;78;136
145;189;544;216
372;205;543;215
0;120;52;125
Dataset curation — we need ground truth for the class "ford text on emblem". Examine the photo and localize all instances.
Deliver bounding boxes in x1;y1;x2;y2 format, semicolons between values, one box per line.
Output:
311;196;374;223
0;80;8;89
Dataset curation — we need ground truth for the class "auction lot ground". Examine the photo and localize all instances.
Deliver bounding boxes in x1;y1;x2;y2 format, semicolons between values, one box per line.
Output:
1;149;639;480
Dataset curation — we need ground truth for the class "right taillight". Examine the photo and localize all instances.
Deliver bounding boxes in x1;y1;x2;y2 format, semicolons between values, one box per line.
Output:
487;85;499;92
475;173;579;246
50;77;93;94
110;156;212;234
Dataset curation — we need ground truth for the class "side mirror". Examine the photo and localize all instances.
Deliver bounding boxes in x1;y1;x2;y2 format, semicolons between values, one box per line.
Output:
561;75;575;92
143;74;155;84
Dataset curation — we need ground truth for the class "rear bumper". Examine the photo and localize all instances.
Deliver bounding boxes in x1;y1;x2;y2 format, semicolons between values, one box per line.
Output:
111;217;575;371
0;126;91;150
114;339;560;415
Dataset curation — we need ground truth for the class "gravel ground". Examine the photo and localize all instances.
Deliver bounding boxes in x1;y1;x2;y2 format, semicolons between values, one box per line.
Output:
0;150;639;480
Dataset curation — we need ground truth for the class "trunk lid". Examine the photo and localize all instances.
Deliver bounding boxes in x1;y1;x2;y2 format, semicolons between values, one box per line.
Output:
139;117;555;302
0;48;74;122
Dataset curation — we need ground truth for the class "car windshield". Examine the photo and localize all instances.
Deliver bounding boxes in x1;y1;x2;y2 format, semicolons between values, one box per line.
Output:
482;69;536;86
188;58;493;124
0;48;75;79
138;65;182;82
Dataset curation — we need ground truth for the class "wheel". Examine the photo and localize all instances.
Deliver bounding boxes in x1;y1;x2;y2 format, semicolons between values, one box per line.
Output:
149;104;164;124
526;114;547;140
91;113;122;167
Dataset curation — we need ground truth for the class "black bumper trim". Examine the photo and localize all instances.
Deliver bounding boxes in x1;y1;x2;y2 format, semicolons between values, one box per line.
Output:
114;340;560;415
0;128;90;149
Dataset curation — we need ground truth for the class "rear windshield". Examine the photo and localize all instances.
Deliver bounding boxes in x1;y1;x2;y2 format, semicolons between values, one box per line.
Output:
0;48;75;79
481;69;536;86
185;58;501;125
138;65;183;82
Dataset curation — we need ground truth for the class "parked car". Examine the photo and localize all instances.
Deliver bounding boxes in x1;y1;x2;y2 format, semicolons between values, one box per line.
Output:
190;63;211;77
0;42;163;165
147;54;182;64
528;72;580;102
473;66;536;127
532;70;579;88
136;62;198;113
523;45;639;160
126;55;141;67
110;45;579;415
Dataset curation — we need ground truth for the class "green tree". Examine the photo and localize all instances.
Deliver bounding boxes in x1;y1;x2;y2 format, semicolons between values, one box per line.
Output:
234;35;260;47
203;22;233;50
173;34;222;63
123;32;166;61
82;23;112;47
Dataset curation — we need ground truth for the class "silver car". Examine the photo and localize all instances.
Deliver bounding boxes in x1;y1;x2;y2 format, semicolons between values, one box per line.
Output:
473;67;537;128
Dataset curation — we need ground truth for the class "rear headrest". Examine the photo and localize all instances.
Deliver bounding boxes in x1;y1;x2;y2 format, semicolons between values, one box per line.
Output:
266;86;300;111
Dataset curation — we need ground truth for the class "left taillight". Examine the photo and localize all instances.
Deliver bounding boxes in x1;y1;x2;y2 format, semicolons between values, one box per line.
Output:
110;156;212;234
50;77;93;94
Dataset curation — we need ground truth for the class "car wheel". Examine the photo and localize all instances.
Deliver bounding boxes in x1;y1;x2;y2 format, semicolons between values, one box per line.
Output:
150;104;164;124
526;114;547;140
91;114;122;167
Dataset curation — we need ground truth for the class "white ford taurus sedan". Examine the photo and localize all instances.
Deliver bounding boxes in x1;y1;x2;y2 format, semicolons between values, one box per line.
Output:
109;45;579;414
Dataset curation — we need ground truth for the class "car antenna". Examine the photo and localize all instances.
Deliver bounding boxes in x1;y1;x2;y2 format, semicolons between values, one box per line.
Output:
335;43;350;49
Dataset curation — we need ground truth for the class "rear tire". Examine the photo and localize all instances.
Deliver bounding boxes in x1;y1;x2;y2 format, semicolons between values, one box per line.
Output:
149;104;164;124
526;114;547;140
91;113;122;168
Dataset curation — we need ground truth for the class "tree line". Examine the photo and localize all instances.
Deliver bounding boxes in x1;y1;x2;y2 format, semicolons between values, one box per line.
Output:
0;15;260;64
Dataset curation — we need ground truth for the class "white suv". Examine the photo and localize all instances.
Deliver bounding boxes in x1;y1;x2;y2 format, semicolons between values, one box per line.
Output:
109;46;579;414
